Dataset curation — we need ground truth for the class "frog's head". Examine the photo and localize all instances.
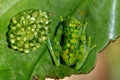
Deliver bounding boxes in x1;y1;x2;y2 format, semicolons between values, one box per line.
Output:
63;17;81;29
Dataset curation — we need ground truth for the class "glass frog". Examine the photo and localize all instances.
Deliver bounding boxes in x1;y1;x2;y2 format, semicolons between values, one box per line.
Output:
47;17;96;69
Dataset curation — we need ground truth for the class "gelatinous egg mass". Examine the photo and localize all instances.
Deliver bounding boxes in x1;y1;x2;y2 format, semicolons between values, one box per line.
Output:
7;9;50;53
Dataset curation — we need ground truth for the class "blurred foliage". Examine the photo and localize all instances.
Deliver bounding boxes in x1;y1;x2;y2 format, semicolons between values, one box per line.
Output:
103;38;120;80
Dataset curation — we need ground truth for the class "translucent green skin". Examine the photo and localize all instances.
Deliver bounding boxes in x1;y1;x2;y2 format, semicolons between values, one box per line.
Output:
48;18;95;69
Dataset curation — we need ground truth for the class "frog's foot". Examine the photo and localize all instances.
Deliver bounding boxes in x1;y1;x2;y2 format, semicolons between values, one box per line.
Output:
87;37;96;51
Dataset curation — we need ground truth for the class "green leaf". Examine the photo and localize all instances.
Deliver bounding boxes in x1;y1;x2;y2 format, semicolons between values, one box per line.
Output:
0;0;120;80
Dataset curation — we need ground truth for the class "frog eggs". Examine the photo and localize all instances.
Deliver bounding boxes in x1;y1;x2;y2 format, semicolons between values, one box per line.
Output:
7;9;50;53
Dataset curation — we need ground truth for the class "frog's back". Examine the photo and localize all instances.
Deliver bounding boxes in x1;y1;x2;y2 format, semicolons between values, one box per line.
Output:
61;18;81;65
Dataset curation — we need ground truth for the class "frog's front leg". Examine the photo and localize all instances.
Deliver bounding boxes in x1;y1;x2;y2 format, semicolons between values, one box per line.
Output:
76;22;96;69
47;25;62;66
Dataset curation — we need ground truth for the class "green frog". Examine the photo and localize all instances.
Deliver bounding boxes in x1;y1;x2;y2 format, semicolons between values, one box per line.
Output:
47;17;96;69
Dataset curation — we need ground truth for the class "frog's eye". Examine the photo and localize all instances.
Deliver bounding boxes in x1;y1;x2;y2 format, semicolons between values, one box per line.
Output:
7;9;51;53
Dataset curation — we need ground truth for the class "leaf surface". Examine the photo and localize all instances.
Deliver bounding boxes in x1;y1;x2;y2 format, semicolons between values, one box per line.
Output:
0;0;120;80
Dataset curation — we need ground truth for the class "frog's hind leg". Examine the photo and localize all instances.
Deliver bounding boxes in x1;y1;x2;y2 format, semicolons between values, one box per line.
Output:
75;22;96;70
47;25;62;66
75;22;88;69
